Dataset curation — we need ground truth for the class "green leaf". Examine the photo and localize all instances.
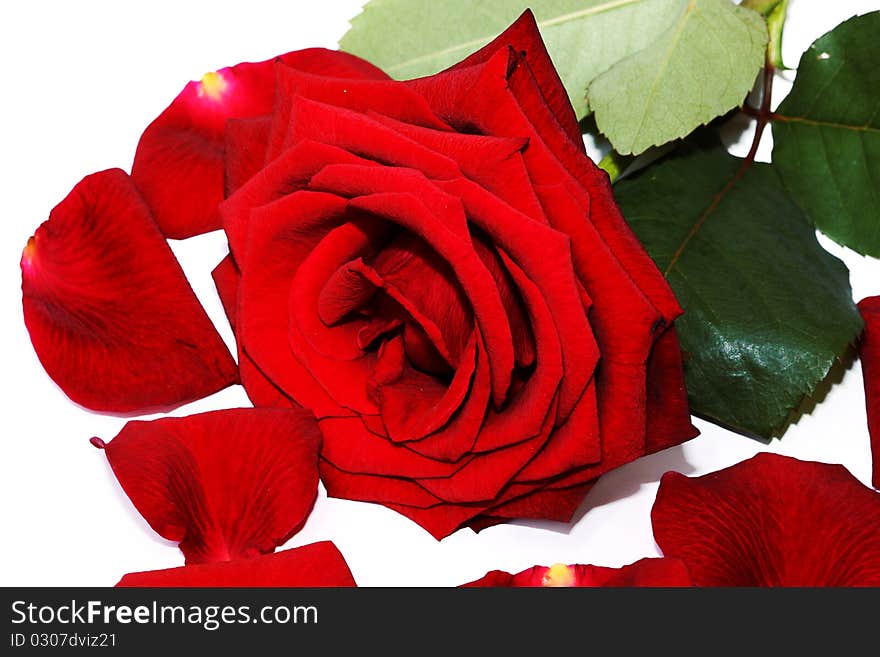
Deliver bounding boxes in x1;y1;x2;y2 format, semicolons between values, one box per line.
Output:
588;0;767;154
615;143;862;438
772;12;880;257
340;0;686;119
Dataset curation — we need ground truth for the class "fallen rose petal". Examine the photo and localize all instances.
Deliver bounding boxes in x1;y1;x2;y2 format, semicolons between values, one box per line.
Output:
117;541;355;587
20;168;237;413
132;49;388;238
463;558;692;587
858;296;880;489
94;408;321;564
652;453;880;586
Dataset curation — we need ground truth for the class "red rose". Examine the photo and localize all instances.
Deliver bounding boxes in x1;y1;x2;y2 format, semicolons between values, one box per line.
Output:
131;11;699;539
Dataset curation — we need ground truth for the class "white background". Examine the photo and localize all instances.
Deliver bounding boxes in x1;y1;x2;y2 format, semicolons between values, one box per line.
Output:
1;0;878;587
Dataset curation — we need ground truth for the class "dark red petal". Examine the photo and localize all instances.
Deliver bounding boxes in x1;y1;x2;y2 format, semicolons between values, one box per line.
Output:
474;483;592;525
210;255;299;409
283;97;460;179
645;327;700;453
320;413;470;479
383;500;492;540
447;10;582;148
20;169;237;412
320;456;444;508
267;64;449;161
238;190;358;417
463;558;692;587
132;49;386;238
239;347;300;409
97;408;321;564
470;252;566;453
221;139;370;264
652;453;880;586
394;336;491;462
440;177;597;420
514;387;601;482
211;254;240;332
461;570;514;586
347;191;514;408
415;400;557;504
224;116;272;197
409;49;695;465
365;232;474;368
858;296;880;489
117;541;355;587
372;335;477;443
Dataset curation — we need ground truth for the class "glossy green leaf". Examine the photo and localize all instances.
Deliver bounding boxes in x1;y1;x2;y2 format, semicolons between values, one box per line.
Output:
772;12;880;256
615;143;862;438
588;0;767;154
341;0;685;119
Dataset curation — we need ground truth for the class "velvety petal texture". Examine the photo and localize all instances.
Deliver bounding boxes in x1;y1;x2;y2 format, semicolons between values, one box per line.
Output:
117;541;356;587
94;408;321;564
132;49;388;238
858;296;880;489
463;559;692;587
652;453;880;586
205;10;696;538
20;169;237;412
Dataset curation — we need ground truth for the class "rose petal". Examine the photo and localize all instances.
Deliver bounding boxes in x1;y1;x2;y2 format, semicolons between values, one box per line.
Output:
283;96;460;179
267;64;449;161
463;558;692;587
448;10;582;148
221;139;371;263
224;116;272;196
211;254;239;332
132;49;386;238
117;541;355;587
645;327;699;452
652;453;880;586
238;190;358;417
474;482;591;524
20;168;237;412
347;190;514;407
96;407;321;564
858;296;880;489
239;347;299;409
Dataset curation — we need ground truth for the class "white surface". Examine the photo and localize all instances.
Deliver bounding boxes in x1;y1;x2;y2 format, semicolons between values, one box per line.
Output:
1;0;878;587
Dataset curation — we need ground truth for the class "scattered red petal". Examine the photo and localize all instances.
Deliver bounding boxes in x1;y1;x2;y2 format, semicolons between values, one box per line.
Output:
20;169;237;412
132;49;388;238
117;541;356;587
652;453;880;586
98;408;321;564
858;296;880;489
463;558;692;587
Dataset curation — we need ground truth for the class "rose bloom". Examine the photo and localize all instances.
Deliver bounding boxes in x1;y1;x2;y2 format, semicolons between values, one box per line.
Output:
192;12;697;538
24;12;698;540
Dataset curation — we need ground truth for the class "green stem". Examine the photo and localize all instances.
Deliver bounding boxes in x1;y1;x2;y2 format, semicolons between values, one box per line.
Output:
741;0;784;16
766;0;789;70
598;150;634;183
743;0;789;70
